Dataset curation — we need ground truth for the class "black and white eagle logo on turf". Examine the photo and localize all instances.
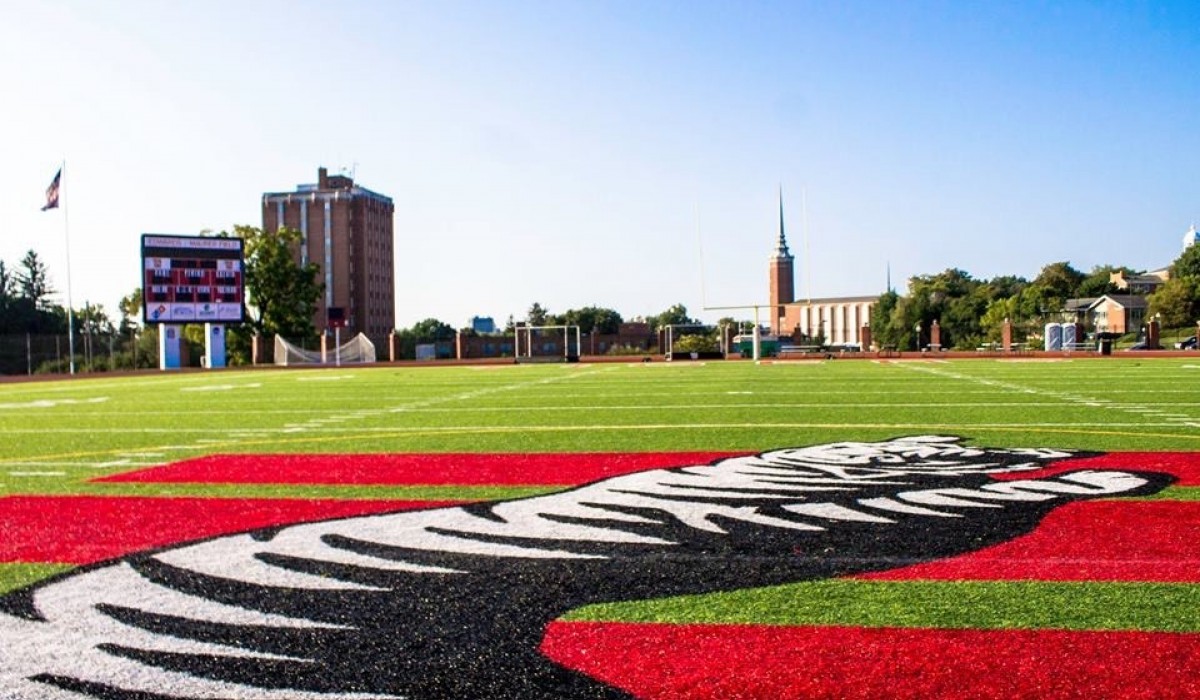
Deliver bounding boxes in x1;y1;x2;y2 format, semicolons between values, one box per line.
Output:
0;436;1173;699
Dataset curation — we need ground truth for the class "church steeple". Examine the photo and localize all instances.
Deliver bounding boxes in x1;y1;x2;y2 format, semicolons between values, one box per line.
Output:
769;188;795;335
771;188;793;261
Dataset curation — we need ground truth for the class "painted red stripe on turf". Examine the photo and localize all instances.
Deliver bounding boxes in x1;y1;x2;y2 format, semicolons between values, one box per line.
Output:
542;621;1200;699
992;451;1200;485
0;496;459;565
94;452;748;486
860;500;1200;582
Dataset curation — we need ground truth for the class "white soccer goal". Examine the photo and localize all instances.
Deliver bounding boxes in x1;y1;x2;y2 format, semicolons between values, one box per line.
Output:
662;323;714;356
514;325;581;362
274;333;377;366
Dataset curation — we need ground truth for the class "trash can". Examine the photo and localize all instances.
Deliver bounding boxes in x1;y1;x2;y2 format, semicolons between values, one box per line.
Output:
1098;339;1112;356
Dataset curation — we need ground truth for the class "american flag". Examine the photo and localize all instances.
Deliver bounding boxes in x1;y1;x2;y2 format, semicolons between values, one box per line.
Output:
41;168;61;211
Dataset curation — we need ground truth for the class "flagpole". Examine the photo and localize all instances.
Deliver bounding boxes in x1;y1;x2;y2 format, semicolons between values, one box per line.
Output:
61;159;75;375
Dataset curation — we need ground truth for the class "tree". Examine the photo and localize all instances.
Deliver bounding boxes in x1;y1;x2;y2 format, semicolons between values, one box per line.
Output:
650;303;697;329
1031;261;1085;303
1077;265;1132;298
1173;243;1200;281
16;250;54;309
232;225;323;338
76;302;116;369
869;290;900;348
78;302;114;336
526;302;550;326
980;296;1019;343
409;318;455;341
1156;246;1200;328
984;275;1028;301
1148;278;1198;329
898;269;986;349
118;289;143;334
559;306;623;334
387;318;455;361
0;250;66;334
672;333;718;353
0;261;13;309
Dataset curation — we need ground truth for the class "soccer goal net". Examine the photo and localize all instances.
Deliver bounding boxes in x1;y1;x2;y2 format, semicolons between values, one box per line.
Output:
663;324;720;359
274;332;377;366
514;325;581;362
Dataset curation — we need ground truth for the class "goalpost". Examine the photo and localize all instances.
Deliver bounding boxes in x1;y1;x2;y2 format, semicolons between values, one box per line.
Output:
514;325;581;362
274;332;377;366
704;304;768;361
662;323;715;358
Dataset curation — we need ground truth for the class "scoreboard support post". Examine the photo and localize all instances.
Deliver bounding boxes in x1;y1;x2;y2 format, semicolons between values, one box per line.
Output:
159;325;183;370
205;324;226;369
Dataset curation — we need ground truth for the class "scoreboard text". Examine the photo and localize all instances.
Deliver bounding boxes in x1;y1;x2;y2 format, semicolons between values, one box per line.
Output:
141;235;245;324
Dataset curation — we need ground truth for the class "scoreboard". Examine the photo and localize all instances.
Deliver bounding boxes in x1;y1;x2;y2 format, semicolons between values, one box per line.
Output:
141;234;245;324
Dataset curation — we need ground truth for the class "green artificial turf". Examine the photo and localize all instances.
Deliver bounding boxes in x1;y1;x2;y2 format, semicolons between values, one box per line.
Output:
562;579;1200;633
0;564;74;595
1;360;1198;472
2;358;1199;594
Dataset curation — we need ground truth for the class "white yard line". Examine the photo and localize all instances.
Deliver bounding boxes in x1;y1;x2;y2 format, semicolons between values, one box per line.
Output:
297;375;356;382
7;471;67;477
0;396;110;410
895;362;1198;425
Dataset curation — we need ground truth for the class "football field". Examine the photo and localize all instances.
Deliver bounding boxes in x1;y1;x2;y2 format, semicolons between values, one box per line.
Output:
2;358;1199;698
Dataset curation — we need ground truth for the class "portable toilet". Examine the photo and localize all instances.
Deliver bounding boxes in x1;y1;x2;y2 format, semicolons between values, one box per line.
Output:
1044;323;1063;351
1060;323;1077;349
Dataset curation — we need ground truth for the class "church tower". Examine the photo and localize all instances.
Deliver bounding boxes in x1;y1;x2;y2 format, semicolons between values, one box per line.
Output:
768;190;795;335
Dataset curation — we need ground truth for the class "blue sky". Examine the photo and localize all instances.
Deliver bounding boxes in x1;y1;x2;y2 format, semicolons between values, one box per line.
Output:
2;1;1197;329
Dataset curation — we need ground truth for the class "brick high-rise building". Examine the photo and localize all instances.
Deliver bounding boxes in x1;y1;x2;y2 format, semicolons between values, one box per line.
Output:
262;167;395;337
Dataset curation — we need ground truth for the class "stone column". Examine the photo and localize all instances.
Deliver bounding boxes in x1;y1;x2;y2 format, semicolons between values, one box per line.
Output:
320;333;329;364
1147;317;1160;350
860;324;872;351
251;334;262;365
930;320;941;350
1002;319;1013;352
389;332;398;362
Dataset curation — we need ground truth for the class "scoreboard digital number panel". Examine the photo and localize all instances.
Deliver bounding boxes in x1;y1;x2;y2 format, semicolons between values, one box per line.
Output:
141;234;245;324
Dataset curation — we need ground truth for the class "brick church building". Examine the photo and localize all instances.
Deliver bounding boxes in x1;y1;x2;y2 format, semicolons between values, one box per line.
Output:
769;197;878;348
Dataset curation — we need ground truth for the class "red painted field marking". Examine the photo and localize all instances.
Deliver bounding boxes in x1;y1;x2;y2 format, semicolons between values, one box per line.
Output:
993;451;1200;486
94;452;748;486
543;621;1200;699
861;500;1200;583
0;496;460;565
